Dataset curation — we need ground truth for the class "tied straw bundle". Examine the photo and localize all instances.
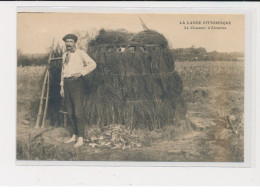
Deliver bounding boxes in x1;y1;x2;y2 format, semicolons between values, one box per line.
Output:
84;29;186;130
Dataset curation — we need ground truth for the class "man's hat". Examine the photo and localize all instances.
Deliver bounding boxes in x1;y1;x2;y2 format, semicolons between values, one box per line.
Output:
62;34;78;43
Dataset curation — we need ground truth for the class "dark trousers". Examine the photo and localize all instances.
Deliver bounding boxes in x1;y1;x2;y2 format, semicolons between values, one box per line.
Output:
64;76;85;137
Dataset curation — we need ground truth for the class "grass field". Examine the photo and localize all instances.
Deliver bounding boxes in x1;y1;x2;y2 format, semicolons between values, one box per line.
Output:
16;61;244;162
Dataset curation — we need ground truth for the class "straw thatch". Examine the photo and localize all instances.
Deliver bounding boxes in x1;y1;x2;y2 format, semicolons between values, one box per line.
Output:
88;29;168;48
131;30;168;48
47;44;63;126
84;29;186;130
89;29;133;47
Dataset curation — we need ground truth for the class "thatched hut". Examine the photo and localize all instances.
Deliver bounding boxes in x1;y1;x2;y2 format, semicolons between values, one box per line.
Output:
83;29;186;130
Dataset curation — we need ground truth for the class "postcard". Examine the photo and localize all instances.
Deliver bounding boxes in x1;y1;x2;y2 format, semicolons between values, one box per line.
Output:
17;12;245;163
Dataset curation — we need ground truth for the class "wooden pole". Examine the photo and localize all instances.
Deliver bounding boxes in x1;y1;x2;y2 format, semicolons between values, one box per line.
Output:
41;70;50;128
34;38;55;129
34;69;48;128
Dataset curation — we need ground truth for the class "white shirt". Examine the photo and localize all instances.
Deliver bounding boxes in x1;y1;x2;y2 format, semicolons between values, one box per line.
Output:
60;48;97;86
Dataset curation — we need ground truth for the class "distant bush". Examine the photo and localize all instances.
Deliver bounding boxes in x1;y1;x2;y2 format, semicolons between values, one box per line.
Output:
171;46;244;61
17;49;48;66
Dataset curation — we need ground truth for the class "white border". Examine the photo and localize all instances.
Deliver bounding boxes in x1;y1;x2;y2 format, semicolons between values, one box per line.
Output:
16;6;253;168
0;1;259;186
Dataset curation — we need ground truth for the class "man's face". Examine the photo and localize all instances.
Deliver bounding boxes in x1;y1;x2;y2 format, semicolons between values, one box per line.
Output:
65;39;76;51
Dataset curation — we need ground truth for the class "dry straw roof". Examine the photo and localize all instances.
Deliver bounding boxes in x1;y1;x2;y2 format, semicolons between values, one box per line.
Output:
89;29;168;48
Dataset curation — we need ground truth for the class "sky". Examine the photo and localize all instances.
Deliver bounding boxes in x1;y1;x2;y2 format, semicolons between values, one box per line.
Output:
17;13;244;54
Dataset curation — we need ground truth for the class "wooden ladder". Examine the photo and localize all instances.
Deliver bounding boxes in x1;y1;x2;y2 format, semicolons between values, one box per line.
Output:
34;40;67;129
34;40;54;129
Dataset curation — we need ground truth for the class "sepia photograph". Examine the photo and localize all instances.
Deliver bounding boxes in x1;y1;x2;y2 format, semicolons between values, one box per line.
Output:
17;12;244;162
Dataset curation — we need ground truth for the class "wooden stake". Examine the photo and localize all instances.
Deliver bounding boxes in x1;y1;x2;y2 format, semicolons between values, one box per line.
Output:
34;38;55;129
34;69;48;128
41;70;50;128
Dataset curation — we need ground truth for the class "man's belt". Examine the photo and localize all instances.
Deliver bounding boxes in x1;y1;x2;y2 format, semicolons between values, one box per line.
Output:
64;75;83;80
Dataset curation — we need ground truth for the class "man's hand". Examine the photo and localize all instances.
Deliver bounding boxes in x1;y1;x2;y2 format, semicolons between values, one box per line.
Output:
71;73;82;79
60;86;64;97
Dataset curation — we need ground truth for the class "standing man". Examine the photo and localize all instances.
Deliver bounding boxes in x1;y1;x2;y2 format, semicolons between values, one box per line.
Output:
60;34;97;147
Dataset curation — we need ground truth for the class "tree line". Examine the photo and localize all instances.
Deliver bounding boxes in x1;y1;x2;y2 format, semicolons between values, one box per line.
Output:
17;49;49;67
171;46;244;61
17;46;244;66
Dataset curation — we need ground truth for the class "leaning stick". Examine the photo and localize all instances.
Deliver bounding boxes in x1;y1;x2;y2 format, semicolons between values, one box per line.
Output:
34;38;55;128
34;69;48;128
41;70;50;129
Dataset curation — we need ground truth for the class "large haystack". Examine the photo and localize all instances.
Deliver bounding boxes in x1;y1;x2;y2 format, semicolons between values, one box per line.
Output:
84;29;186;130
